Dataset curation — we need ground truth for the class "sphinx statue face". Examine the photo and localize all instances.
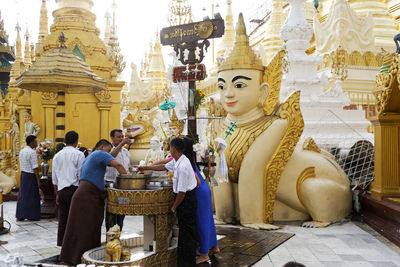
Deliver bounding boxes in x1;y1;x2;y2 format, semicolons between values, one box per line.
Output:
218;69;264;116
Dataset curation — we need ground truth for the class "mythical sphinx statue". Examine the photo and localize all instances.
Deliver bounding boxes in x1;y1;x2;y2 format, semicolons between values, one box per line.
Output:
122;108;155;149
105;225;130;262
164;109;184;153
213;14;351;229
0;151;17;194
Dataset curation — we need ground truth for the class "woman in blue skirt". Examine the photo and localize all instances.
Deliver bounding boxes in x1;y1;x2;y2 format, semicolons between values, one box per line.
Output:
182;138;219;264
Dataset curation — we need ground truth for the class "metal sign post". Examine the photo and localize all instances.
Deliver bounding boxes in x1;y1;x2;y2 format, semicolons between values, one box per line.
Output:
161;17;224;140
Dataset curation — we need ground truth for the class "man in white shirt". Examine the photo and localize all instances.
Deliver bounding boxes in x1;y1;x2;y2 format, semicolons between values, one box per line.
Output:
52;131;85;246
104;129;130;230
16;135;40;221
138;137;198;266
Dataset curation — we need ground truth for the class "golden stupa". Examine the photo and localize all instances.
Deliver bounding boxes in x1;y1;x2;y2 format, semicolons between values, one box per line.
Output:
13;0;124;149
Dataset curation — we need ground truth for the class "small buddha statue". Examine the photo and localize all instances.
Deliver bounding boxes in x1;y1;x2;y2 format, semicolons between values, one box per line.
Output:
213;13;351;229
164;109;183;153
144;136;164;165
22;111;40;147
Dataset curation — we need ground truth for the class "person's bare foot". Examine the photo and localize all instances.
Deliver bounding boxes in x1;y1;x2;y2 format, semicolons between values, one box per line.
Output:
0;241;7;245
15;218;23;222
209;246;220;256
196;254;210;264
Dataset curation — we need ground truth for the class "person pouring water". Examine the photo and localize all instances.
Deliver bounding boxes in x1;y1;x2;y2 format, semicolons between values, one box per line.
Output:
137;138;198;266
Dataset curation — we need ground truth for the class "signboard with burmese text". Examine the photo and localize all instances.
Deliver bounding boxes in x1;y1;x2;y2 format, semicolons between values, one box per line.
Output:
172;64;206;82
160;18;225;46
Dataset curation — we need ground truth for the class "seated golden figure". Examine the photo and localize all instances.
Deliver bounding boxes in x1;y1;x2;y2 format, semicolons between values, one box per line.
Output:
164;109;184;153
213;14;352;229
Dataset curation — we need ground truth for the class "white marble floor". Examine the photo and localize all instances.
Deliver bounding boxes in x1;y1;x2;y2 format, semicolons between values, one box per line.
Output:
0;201;143;264
1;201;400;266
253;221;400;267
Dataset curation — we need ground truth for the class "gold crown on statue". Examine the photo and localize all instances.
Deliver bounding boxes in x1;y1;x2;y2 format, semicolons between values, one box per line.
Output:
218;13;265;72
168;109;184;130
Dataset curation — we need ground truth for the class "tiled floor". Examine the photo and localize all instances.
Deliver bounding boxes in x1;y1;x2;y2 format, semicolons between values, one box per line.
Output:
0;201;143;263
253;221;400;267
1;201;400;266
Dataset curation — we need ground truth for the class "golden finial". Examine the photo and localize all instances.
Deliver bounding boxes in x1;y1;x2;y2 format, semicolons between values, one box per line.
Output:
218;13;264;72
168;109;183;130
15;22;21;33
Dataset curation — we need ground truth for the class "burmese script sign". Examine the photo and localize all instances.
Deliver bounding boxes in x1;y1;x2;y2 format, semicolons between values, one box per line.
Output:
160;18;225;45
173;64;206;82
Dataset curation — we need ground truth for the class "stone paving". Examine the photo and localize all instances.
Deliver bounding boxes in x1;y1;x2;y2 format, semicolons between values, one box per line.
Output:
253;221;400;267
0;201;400;266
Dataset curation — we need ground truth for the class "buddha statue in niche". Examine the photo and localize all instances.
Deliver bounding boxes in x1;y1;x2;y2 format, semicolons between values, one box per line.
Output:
213;13;351;229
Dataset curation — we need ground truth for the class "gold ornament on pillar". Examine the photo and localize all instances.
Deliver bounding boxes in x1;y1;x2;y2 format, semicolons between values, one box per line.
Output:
94;88;112;103
41;92;58;102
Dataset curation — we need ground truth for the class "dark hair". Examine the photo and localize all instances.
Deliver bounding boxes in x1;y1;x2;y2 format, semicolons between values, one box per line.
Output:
283;262;306;267
110;129;123;138
182;138;195;171
55;143;65;154
65;131;79;145
26;135;36;146
170;137;185;153
93;139;112;151
79;146;89;157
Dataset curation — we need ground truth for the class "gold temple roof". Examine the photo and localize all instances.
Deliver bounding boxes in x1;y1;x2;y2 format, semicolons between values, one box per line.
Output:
16;47;106;91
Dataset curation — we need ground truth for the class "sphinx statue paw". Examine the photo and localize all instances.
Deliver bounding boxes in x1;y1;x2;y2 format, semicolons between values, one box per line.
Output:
242;223;279;230
214;219;229;225
302;221;331;228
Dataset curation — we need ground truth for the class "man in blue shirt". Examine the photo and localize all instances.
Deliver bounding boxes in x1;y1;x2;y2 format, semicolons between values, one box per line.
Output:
60;139;127;265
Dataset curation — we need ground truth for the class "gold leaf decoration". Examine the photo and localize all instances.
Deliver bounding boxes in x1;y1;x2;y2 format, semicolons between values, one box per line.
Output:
263;91;304;223
263;50;286;116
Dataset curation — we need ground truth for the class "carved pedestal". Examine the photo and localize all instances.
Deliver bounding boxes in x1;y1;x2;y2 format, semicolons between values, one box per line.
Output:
40;176;57;219
104;187;176;266
368;54;400;200
361;52;400;246
369;114;400;200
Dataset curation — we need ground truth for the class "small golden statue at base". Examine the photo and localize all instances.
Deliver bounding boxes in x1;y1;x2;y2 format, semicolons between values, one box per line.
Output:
105;225;130;262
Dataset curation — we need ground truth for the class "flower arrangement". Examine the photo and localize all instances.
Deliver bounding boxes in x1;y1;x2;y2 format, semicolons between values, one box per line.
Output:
36;141;55;161
193;137;216;163
195;88;207;110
